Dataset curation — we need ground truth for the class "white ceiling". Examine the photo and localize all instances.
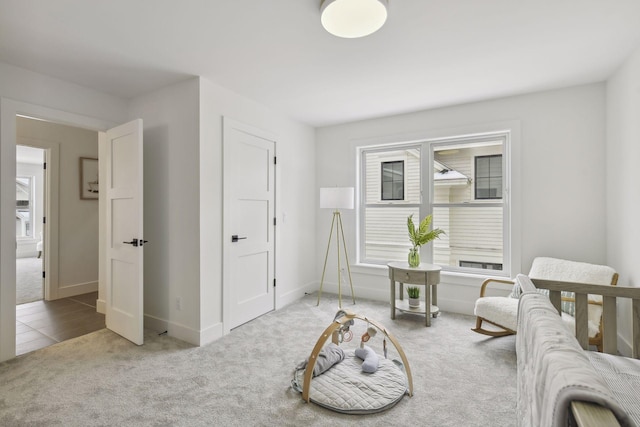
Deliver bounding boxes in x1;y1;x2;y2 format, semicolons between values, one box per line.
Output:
1;0;640;127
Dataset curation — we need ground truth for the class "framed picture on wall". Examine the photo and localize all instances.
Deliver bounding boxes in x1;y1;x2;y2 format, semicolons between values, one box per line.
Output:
80;157;99;200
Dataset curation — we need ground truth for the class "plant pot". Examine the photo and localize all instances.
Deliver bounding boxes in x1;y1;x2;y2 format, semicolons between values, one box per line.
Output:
408;297;420;308
408;248;420;267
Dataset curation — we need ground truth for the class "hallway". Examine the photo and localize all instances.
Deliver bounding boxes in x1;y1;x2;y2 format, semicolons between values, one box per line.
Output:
16;292;104;356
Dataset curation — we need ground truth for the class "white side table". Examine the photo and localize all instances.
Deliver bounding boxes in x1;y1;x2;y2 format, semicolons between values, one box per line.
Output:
388;262;442;327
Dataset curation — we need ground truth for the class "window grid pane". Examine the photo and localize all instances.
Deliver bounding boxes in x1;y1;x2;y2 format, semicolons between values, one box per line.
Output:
475;155;502;200
381;160;404;201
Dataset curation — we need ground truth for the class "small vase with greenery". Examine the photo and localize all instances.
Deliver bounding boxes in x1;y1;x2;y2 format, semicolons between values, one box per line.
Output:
407;286;420;308
407;214;445;268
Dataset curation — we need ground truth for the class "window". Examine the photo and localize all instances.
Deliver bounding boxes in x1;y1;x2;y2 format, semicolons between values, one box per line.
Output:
16;176;34;239
381;160;404;200
359;133;509;274
361;147;420;263
475;155;502;199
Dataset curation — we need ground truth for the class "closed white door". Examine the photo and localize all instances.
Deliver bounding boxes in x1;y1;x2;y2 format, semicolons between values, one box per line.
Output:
223;118;275;330
101;119;144;345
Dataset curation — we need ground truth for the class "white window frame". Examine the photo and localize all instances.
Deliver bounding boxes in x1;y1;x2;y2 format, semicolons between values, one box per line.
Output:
357;130;514;278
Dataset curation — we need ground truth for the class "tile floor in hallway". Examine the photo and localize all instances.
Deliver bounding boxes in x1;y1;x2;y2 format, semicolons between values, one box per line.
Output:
16;291;105;356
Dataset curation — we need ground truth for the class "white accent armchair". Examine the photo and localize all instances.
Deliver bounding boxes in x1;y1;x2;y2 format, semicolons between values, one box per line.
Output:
472;257;618;352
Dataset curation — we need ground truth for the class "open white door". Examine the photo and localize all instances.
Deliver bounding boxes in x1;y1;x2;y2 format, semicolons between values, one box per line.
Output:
101;119;144;345
223;118;276;330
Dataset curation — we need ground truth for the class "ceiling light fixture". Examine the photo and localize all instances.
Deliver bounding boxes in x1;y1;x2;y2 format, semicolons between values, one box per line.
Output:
320;0;389;39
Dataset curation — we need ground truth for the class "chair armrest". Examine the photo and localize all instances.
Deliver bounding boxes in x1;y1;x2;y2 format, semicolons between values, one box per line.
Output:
479;278;516;297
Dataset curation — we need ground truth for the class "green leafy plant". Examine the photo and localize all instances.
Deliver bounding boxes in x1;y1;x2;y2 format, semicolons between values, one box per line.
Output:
407;286;420;299
407;214;445;251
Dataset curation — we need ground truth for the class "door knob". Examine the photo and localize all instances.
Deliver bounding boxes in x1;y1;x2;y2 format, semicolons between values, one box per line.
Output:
231;235;247;242
123;238;139;247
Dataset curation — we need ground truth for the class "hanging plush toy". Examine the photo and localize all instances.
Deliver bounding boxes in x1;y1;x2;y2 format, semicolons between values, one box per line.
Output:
334;310;354;343
360;325;377;348
356;325;379;373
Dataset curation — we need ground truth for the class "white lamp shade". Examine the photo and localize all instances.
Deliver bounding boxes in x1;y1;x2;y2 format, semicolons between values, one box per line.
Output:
320;0;388;39
320;187;354;210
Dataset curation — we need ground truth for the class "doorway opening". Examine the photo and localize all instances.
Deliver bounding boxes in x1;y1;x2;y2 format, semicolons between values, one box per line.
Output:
16;145;44;305
15;116;105;356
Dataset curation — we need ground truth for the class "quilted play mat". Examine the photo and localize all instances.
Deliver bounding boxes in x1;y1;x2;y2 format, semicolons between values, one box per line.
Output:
291;310;412;414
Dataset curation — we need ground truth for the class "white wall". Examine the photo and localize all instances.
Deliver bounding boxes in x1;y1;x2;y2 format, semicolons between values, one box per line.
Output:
0;63;128;125
0;61;128;361
128;78;202;344
129;77;317;346
316;84;607;314
17;117;100;297
199;78;316;344
606;44;640;356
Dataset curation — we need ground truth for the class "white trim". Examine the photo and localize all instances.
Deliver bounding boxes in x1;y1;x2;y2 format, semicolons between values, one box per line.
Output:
199;322;224;346
96;298;106;314
144;314;224;347
56;280;98;299
276;281;317;310
143;313;168;333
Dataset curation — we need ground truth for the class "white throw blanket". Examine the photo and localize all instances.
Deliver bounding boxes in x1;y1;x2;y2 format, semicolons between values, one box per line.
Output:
516;291;635;427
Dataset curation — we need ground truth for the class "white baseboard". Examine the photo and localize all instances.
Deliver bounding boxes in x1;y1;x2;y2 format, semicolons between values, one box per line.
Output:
143;314;168;334
57;281;98;299
143;313;221;347
311;281;475;316
96;298;105;314
199;322;224;346
276;281;316;309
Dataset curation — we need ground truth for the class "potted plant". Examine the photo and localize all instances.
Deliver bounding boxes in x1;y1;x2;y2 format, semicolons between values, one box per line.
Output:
407;286;420;308
407;214;445;268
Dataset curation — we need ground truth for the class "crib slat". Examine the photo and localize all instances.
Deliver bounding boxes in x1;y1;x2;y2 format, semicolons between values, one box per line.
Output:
549;290;562;314
574;293;589;350
602;296;617;355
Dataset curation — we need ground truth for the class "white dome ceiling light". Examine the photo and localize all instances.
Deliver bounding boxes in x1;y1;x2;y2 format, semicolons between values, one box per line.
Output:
320;0;389;39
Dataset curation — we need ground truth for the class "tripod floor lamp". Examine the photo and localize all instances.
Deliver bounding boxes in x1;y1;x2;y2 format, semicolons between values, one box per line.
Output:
317;187;356;308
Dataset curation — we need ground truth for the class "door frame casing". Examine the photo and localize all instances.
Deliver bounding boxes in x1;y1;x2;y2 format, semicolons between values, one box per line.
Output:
222;117;277;334
0;97;115;362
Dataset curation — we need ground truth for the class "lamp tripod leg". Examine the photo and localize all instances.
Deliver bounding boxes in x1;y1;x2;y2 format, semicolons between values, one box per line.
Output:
336;212;342;308
317;212;337;306
337;212;355;304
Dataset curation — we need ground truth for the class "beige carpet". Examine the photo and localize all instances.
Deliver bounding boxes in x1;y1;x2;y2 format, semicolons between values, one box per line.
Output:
0;293;517;426
16;256;43;305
